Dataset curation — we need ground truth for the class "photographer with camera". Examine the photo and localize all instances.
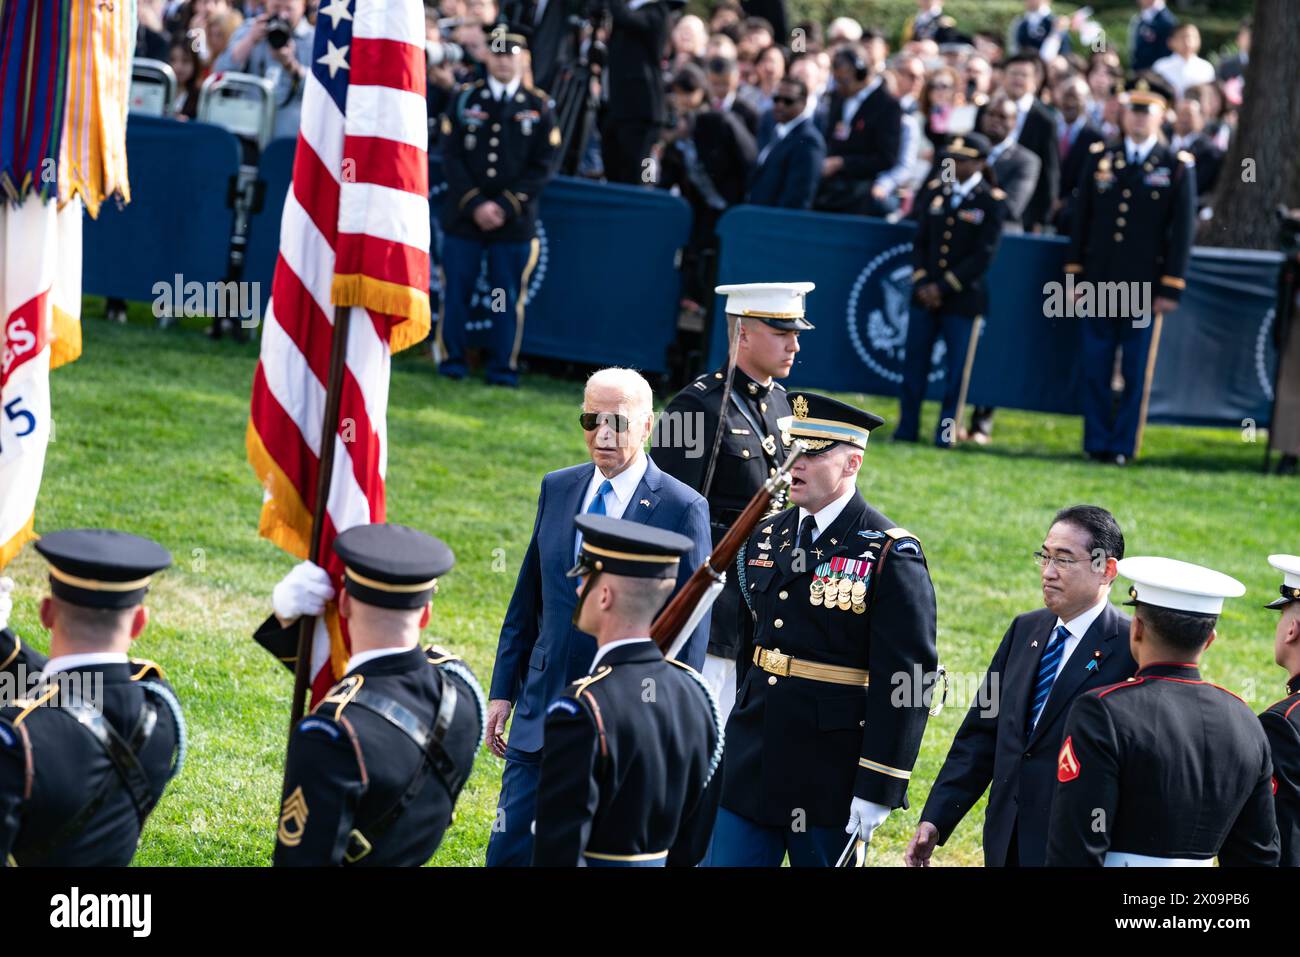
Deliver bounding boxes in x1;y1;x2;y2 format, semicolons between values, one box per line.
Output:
213;0;314;141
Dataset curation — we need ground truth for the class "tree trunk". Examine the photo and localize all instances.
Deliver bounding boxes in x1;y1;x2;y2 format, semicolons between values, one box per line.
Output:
1198;0;1300;249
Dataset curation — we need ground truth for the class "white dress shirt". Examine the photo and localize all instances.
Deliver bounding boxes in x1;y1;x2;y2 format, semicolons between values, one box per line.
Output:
579;451;648;519
757;117;802;165
591;637;655;670
1152;53;1216;97
949;170;983;207
1049;594;1110;680
41;651;130;675
840;77;880;131
796;486;855;543
487;76;521;102
1123;134;1158;166
345;645;414;675
1012;91;1036;140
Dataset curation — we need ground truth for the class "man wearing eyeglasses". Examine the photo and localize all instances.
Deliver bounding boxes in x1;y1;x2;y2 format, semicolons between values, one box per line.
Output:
905;504;1136;867
483;366;711;866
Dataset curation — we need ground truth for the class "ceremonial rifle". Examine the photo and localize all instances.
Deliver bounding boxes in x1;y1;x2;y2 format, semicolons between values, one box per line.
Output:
651;441;806;660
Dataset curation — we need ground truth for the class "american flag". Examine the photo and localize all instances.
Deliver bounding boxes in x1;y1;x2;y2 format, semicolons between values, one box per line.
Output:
247;0;430;705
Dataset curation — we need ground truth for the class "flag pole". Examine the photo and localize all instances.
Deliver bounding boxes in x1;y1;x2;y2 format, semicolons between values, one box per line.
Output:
287;304;353;739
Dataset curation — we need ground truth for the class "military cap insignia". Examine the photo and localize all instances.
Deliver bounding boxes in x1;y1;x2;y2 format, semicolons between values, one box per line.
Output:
1057;736;1081;782
792;395;809;419
549;126;562;147
951;136;964;151
277;786;310;847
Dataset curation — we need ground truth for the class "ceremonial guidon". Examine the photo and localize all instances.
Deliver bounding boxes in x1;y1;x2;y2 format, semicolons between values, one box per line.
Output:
708;394;939;866
652;281;813;716
0;530;183;867
1260;554;1300;866
1047;557;1280;867
436;25;560;386
259;524;485;866
897;133;1008;448
532;516;722;867
1065;77;1196;465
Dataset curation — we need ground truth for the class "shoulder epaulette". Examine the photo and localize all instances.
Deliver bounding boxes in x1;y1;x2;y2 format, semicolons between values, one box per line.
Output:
1265;692;1300;718
884;527;923;556
526;84;549;100
425;645;461;666
547;666;614;719
1177;149;1195;165
473;78;485;87
569;665;613;697
1096;676;1145;698
884;527;920;544
316;673;364;720
990;187;1006;201
1089;140;1106;154
130;658;167;682
1209;681;1248;707
926;178;940;189
666;659;725;785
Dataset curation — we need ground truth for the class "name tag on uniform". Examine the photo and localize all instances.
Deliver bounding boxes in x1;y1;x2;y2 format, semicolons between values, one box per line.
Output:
729;428;751;435
957;208;984;224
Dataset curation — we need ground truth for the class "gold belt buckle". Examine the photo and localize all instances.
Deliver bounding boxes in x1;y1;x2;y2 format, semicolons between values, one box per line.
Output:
761;648;791;676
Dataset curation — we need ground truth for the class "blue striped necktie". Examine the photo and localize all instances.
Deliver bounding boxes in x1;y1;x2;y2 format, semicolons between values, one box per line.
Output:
1029;625;1071;729
575;479;613;559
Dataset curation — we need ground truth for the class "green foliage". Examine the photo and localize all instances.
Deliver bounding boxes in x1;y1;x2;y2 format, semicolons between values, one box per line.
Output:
9;307;1295;866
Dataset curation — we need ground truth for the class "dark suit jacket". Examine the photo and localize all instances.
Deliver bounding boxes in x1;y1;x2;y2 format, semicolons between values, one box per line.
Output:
1055;120;1107;232
730;97;759;137
740;0;786;43
813;82;902;214
605;0;672;124
919;602;1135;866
978;99;1059;231
747;115;826;209
518;0;575;93
990;141;1041;229
488;455;712;753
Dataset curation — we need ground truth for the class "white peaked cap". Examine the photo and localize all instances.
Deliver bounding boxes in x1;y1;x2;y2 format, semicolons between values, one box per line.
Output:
1118;556;1245;617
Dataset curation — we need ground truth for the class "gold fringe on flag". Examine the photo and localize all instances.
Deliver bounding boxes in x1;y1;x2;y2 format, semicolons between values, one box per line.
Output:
246;422;313;560
330;274;432;355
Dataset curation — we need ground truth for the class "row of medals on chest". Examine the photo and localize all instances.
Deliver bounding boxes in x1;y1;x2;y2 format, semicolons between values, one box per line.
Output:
756;528;868;614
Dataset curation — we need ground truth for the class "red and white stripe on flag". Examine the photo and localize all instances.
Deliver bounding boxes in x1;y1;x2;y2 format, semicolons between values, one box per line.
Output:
246;0;430;705
0;196;83;570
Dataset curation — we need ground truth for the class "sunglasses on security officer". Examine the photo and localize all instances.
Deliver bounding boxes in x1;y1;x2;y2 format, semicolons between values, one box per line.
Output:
772;95;800;106
579;412;629;432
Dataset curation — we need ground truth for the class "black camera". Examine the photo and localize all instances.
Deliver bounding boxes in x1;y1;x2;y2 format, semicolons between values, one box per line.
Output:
265;15;293;49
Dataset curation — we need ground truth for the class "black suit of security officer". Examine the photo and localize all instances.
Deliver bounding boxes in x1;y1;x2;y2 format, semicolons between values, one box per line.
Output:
1066;78;1196;464
1260;555;1300;866
896;133;1008;448
652;281;813;717
256;524;485;866
437;26;559;387
1047;557;1279;866
707;394;938;866
0;530;182;867
532;516;722;867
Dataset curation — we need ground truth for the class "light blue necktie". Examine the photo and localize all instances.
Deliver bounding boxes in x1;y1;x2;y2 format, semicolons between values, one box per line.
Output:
575;479;613;558
1029;625;1071;730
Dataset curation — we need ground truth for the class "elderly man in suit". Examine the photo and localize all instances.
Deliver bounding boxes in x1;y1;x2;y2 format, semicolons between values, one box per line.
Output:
976;54;1058;233
484;367;712;866
747;78;826;209
980;92;1041;228
905;505;1137;867
1053;75;1106;233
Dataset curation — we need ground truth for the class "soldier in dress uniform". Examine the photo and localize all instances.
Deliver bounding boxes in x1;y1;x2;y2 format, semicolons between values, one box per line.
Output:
1065;76;1196;466
1047;556;1280;866
532;515;722;867
436;24;560;387
706;394;939;866
902;1;964;46
255;524;485;866
1260;554;1300;866
651;281;813;718
896;133;1008;448
0;530;182;867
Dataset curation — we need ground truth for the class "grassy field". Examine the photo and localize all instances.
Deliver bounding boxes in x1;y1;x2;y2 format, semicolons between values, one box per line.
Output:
6;308;1298;867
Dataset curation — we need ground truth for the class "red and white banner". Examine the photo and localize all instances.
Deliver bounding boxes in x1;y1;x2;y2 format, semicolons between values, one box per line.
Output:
246;0;430;705
0;196;83;569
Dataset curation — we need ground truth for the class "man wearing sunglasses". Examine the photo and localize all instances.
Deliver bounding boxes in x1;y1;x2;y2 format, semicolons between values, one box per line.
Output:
747;78;826;210
906;505;1136;867
484;367;711;866
652;282;812;721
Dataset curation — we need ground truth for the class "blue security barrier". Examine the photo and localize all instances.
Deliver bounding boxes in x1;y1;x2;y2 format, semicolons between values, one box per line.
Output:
709;205;1283;428
242;136;297;312
83;116;241;303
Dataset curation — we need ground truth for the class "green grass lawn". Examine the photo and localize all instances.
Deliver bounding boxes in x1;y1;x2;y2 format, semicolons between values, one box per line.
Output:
6;309;1298;866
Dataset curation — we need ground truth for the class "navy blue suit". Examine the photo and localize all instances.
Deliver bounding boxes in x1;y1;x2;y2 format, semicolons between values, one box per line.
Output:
1128;6;1177;72
746;116;826;210
485;454;711;865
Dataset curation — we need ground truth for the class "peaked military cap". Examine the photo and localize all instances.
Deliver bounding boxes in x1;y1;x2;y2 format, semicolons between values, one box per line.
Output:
778;392;885;454
1120;75;1174;112
35;529;172;609
942;132;991;161
1265;554;1300;610
715;282;816;331
334;523;455;610
1119;556;1245;618
568;515;693;580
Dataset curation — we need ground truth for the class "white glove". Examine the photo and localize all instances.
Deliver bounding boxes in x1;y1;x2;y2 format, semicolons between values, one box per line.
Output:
272;561;335;622
846;797;891;841
0;577;13;632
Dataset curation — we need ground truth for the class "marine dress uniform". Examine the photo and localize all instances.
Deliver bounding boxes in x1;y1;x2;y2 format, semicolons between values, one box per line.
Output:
0;530;182;867
265;524;486;866
651;282;813;716
436;29;560;386
1260;554;1300;866
531;515;722;867
707;394;940;866
1047;557;1280;866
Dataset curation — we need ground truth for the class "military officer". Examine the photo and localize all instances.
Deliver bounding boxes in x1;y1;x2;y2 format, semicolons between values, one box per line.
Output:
1065;77;1196;465
436;24;560;387
651;281;813;718
1047;556;1280;866
1260;553;1300;866
896;133;1008;448
706;394;939;866
0;574;46;676
0;530;182;867
532;515;722;867
257;524;485;866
